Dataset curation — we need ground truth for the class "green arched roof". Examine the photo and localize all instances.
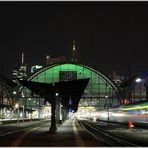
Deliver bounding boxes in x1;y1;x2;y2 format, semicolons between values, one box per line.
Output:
28;63;121;101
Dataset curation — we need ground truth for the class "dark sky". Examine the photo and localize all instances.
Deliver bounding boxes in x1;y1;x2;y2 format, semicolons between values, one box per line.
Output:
0;1;148;79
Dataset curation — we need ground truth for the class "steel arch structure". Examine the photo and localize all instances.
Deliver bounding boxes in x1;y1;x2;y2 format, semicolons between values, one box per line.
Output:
27;63;121;109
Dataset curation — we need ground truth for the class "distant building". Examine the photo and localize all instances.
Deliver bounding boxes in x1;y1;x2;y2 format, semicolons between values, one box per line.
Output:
45;55;66;66
31;65;43;73
109;71;125;86
113;75;125;86
116;71;148;105
12;52;27;83
71;40;78;62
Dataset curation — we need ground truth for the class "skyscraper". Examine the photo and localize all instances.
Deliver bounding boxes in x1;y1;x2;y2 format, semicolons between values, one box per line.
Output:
71;40;78;62
12;52;27;83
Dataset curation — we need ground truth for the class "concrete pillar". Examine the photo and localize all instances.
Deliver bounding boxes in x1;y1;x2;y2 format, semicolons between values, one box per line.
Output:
56;97;62;124
49;93;57;132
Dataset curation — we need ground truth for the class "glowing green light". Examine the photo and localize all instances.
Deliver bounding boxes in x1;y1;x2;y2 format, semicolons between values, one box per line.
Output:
121;105;148;110
30;63;118;98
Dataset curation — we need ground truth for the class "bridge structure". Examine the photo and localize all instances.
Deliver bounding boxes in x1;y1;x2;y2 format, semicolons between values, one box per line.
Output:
19;62;122;131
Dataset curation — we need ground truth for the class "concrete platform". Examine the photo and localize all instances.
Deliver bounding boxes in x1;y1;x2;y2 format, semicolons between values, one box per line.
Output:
0;118;148;146
46;118;106;147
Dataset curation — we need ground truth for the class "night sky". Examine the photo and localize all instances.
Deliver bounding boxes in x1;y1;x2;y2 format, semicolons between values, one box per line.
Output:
0;1;148;79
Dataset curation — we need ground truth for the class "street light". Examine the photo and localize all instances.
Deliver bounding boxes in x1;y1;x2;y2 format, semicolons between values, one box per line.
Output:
13;91;17;95
21;93;25;124
28;98;32;120
135;77;142;101
15;103;19;124
13;91;17;108
55;93;59;96
135;78;142;83
55;92;62;124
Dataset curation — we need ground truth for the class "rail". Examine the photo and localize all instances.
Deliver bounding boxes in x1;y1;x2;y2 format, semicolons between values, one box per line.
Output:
78;119;141;147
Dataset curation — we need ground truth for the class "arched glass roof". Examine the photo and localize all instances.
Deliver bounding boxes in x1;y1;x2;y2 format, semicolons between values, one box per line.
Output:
28;63;121;108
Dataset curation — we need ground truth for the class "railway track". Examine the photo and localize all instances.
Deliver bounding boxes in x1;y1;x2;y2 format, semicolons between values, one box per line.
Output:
0;120;49;137
78;119;141;147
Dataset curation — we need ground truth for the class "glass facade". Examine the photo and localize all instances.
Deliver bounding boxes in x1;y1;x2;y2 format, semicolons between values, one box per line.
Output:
27;63;121;110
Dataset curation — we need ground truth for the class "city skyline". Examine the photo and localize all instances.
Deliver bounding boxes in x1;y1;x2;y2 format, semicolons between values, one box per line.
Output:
0;1;148;78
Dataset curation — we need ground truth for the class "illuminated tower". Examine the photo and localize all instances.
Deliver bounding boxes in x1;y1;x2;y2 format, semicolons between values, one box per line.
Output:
12;52;27;82
71;40;78;62
18;52;27;80
45;55;51;66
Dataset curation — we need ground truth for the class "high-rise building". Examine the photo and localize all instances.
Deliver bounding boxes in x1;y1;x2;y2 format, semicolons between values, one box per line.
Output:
12;52;27;83
71;40;78;62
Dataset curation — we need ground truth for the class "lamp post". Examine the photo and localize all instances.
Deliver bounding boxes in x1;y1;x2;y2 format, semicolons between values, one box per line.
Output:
15;103;19;124
12;91;16;119
55;92;62;124
135;78;142;101
28;98;32;119
21;93;25;124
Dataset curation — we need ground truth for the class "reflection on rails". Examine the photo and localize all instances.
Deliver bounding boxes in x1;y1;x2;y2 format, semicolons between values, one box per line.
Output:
78;120;139;146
